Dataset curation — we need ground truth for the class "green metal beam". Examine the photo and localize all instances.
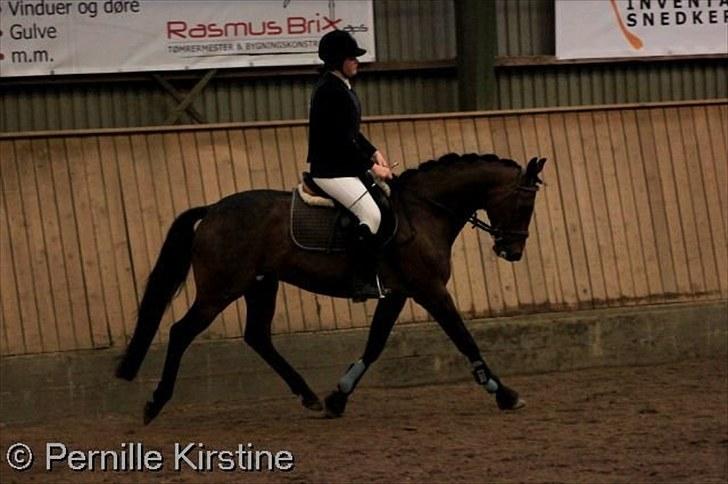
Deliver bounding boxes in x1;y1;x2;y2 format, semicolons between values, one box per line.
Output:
456;0;497;110
162;69;217;125
152;73;207;124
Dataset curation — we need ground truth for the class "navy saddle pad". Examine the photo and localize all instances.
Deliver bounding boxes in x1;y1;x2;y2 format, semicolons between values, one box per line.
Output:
290;189;353;252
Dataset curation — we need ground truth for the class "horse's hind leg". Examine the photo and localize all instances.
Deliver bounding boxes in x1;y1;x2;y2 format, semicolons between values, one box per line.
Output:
244;276;322;411
144;298;226;425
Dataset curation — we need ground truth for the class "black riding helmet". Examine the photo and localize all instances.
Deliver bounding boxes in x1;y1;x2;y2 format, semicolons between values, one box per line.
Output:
318;29;366;68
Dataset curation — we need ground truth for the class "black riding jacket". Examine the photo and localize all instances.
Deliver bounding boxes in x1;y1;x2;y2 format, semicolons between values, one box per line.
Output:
306;71;377;178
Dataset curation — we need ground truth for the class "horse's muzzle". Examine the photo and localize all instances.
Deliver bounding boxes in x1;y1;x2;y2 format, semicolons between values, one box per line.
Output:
494;246;522;262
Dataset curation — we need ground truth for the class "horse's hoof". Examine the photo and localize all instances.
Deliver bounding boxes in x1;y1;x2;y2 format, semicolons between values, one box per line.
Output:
324;391;348;418
143;401;161;425
496;385;525;411
301;394;323;412
500;397;526;410
115;358;137;381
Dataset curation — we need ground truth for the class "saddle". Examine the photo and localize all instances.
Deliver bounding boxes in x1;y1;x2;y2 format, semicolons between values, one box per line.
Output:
290;172;396;252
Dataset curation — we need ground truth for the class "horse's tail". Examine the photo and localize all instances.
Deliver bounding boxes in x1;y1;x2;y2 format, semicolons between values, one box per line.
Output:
116;206;209;381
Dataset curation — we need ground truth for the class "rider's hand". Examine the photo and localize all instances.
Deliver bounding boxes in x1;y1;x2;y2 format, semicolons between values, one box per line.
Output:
372;150;390;168
371;162;393;180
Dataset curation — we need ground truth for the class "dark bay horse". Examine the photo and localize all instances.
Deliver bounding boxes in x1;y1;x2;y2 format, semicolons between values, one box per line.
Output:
115;153;546;424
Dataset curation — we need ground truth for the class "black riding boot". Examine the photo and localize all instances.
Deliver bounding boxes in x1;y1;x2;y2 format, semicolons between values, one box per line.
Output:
350;224;388;302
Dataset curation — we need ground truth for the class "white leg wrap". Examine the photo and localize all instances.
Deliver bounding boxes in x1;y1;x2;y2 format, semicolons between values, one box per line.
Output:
338;359;367;394
484;378;499;393
472;361;499;393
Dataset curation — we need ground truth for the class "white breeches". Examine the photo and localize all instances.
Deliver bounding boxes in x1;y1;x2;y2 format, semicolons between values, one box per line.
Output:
312;176;381;234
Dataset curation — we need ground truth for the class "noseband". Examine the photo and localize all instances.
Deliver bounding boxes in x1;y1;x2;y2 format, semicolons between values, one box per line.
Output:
467;213;528;241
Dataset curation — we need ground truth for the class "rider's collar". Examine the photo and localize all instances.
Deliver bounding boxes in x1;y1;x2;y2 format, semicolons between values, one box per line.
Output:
331;70;352;90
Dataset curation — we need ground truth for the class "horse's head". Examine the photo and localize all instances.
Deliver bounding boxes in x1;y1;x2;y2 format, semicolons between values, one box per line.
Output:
484;157;546;262
395;153;546;261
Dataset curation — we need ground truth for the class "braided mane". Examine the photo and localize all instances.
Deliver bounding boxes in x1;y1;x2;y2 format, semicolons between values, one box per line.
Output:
395;152;521;184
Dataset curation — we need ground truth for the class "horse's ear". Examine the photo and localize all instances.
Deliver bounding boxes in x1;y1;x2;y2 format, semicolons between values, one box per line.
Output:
525;157;546;185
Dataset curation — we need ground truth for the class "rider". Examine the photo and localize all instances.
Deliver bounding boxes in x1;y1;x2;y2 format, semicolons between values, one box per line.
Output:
307;29;393;301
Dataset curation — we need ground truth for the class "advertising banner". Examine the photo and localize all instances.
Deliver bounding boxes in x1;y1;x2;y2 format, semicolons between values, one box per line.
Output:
0;0;375;77
556;0;728;59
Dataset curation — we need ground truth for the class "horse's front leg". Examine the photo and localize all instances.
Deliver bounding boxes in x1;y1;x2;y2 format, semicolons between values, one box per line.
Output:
324;293;407;417
414;287;525;411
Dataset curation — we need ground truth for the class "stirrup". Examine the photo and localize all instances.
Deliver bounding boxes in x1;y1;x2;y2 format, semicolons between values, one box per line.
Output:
352;275;389;302
374;274;390;299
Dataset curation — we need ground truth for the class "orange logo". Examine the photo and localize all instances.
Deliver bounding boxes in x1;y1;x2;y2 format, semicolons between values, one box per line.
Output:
610;0;644;50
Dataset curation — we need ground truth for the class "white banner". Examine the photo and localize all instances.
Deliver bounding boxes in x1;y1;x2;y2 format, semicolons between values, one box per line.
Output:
556;0;728;59
0;0;375;77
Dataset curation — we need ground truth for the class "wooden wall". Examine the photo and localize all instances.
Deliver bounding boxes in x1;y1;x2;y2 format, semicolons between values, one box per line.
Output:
1;100;726;356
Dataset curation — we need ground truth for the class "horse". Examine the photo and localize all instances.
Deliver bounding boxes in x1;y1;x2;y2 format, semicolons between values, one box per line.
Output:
115;152;546;424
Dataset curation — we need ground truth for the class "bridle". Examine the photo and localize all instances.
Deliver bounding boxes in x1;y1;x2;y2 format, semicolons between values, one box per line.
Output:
425;181;539;244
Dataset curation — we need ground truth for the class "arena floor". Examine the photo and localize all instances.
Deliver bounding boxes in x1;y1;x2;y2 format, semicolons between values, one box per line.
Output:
1;358;726;483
